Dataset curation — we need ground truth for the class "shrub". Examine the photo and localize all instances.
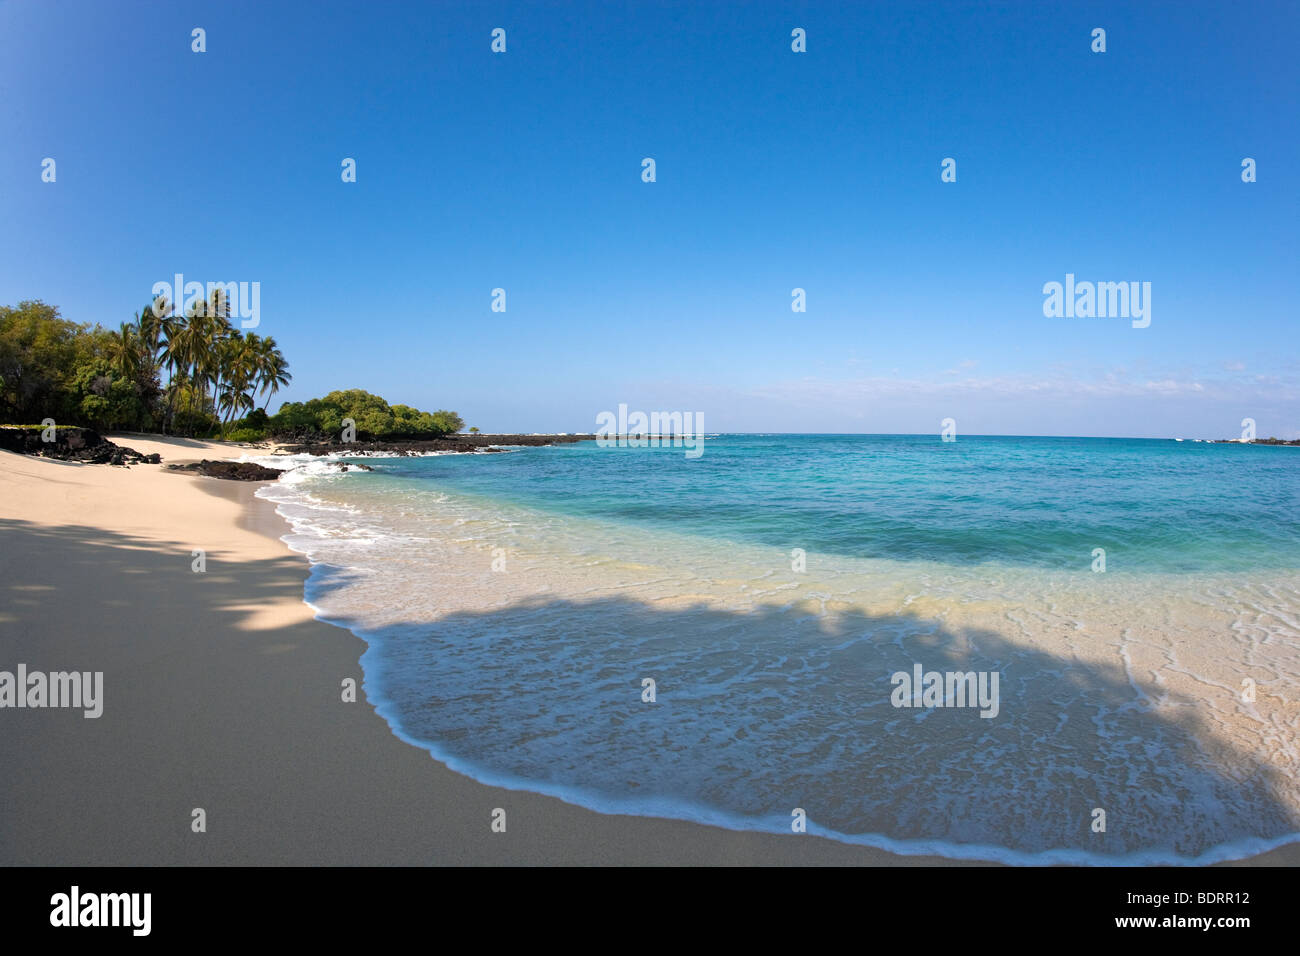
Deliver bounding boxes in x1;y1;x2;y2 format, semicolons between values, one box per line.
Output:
429;410;464;434
239;408;270;431
172;408;220;437
268;390;463;439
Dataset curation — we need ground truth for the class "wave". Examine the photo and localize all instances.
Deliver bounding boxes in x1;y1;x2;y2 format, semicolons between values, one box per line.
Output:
239;447;1300;865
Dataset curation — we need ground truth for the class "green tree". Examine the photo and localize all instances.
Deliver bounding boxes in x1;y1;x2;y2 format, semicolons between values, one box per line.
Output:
70;358;146;431
267;389;465;440
0;301;82;423
429;410;464;434
254;335;291;413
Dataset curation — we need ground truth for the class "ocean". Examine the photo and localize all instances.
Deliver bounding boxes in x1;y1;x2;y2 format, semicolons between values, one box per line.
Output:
247;435;1300;864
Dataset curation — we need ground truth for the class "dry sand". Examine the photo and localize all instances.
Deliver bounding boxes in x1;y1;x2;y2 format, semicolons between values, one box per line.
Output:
0;435;1292;865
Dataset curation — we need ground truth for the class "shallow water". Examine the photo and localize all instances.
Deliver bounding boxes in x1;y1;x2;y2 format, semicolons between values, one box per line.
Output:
247;435;1300;863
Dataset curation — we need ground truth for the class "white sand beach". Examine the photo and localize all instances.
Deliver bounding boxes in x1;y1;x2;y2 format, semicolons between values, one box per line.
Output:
0;435;1295;865
0;436;951;864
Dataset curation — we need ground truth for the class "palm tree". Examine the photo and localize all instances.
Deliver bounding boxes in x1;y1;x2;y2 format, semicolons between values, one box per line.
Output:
183;292;235;434
147;288;285;437
163;298;220;434
154;298;184;433
136;298;164;361
217;333;258;432
254;336;291;413
167;306;205;432
106;322;140;382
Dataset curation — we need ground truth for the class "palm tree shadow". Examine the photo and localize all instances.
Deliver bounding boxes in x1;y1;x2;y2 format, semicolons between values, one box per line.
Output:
0;515;1293;865
317;578;1299;863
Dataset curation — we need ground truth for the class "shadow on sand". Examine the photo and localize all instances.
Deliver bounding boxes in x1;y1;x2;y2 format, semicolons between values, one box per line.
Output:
311;562;1299;864
0;516;1295;865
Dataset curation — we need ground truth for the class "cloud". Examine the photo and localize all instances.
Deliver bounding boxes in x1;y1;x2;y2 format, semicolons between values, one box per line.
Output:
745;370;1268;405
733;366;1300;418
619;362;1300;437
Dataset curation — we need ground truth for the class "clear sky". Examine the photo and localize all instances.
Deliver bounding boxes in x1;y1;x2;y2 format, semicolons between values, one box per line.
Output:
1;0;1296;437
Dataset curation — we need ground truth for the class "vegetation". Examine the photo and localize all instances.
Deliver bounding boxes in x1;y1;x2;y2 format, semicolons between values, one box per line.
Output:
0;296;289;437
1;298;463;442
269;389;464;440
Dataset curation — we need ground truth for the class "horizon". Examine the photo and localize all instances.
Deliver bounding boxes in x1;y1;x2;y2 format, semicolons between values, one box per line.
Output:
455;431;1293;440
2;0;1296;438
97;425;1297;441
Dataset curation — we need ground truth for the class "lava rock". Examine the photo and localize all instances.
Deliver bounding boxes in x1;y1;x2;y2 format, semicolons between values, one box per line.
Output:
167;459;284;481
278;434;596;456
0;426;161;465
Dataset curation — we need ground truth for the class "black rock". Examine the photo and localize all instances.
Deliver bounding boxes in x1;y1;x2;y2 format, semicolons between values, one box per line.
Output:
277;434;596;457
0;426;160;466
167;460;284;481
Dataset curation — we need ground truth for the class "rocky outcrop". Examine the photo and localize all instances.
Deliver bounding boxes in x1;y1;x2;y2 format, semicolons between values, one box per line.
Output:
1212;437;1300;446
166;460;285;481
277;434;596;456
0;426;161;465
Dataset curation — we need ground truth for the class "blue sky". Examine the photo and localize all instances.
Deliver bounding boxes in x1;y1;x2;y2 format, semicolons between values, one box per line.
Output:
1;0;1296;437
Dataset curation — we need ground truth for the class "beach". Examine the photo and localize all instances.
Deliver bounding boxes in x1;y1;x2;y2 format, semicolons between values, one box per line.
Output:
0;435;1296;866
0;435;959;865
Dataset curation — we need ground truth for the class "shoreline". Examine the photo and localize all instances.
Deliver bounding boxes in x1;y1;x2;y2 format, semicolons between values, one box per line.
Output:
0;437;955;864
2;435;1297;865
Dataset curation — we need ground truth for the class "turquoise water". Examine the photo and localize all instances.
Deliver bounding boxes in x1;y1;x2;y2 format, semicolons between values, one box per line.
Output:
252;435;1300;864
390;435;1300;573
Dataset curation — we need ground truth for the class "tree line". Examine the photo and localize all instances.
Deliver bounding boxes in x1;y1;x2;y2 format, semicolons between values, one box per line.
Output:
0;294;289;437
1;296;464;440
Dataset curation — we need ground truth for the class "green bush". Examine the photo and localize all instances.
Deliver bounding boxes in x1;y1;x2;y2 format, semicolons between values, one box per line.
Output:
238;408;270;431
172;408;220;437
268;389;463;439
222;428;268;443
71;358;149;432
429;410;464;434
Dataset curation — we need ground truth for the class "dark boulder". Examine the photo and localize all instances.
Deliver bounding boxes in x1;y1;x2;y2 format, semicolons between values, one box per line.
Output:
167;460;284;481
0;426;160;465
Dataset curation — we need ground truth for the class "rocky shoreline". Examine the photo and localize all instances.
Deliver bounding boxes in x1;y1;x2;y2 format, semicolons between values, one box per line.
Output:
275;433;597;456
0;426;161;466
1210;437;1300;446
162;434;597;480
0;428;598;479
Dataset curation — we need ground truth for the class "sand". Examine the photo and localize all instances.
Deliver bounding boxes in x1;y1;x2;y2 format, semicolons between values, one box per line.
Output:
0;435;1293;865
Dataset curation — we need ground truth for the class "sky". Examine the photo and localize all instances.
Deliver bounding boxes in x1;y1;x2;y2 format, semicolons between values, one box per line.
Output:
1;0;1296;437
